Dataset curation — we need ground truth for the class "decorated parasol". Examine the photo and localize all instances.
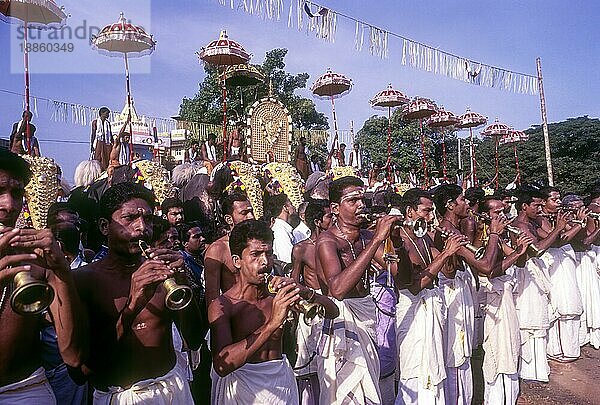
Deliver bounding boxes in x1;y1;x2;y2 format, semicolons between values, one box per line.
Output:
198;30;251;160
403;97;438;188
0;0;67;154
92;12;156;164
225;63;265;87
500;129;528;186
370;84;409;179
481;118;511;189
426;108;459;182
458;108;487;187
311;68;352;154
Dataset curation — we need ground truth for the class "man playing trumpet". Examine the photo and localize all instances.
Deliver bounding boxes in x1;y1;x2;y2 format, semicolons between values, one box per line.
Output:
209;219;337;404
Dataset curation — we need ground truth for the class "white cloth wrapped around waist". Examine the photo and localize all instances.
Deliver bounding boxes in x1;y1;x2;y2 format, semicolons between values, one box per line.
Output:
0;367;56;405
317;296;381;405
93;363;193;405
438;269;475;368
480;274;521;383
510;258;551;330
396;287;447;388
540;246;583;318
294;289;323;377
575;250;600;329
211;355;298;405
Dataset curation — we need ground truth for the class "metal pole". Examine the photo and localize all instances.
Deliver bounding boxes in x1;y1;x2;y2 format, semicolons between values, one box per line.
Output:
536;57;554;186
222;68;228;161
420;119;428;189
387;107;392;180
124;53;133;163
23;20;31;154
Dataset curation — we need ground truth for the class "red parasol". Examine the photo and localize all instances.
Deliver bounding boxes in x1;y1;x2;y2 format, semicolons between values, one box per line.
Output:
426;108;459;181
370;84;409;179
500;129;529;185
458;108;487;186
481;118;510;189
1;0;67;154
92;12;156;163
402;97;438;188
311;68;352;153
198;31;251;160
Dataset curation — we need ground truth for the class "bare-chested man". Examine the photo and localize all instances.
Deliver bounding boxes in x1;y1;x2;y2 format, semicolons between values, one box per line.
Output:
432;184;509;404
73;182;204;404
290;200;332;403
209;219;338;404
0;149;83;404
394;188;467;404
316;176;410;404
204;193;255;307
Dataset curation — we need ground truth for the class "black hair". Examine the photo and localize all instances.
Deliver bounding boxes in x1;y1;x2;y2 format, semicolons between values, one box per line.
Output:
161;197;183;214
229;219;273;257
22;110;33;119
400;188;433;214
99;107;110;115
387;191;404;209
305;201;327;232
515;186;544;212
329;176;364;203
464;187;485;207
264;193;288;220
0;148;32;185
150;216;173;244
53;222;81;257
479;196;502;213
540;186;560;199
221;192;250;216
47;202;78;227
208;133;217;141
190;140;199;146
98;182;155;221
432;184;463;216
178;221;203;243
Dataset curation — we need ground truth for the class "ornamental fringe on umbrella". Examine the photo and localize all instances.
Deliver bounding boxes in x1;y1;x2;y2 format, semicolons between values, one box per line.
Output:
0;0;67;154
427;108;459;182
481;118;510;189
458;108;487;186
198;30;251;160
500;129;529;185
403;97;438;188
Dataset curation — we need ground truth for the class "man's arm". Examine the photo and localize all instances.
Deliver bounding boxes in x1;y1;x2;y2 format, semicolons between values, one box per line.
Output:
204;242;224;307
535;212;568;251
90;120;97;152
290;244;303;283
200;143;209;161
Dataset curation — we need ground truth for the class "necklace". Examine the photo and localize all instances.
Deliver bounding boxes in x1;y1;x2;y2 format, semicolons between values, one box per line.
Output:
335;222;368;289
0;284;9;316
401;227;432;266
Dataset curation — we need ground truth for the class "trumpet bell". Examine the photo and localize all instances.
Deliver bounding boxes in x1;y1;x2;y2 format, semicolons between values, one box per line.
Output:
297;300;326;326
163;278;193;311
412;218;428;238
10;271;55;315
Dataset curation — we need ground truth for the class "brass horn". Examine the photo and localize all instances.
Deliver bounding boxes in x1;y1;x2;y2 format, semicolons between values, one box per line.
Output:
264;274;325;326
139;240;193;311
10;271;55;315
358;211;428;238
434;226;485;260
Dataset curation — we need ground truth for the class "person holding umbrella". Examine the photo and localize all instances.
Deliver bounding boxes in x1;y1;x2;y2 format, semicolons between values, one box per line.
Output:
10;111;40;157
90;107;113;170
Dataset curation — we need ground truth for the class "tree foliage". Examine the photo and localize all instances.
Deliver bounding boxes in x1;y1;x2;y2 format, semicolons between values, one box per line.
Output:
179;48;328;131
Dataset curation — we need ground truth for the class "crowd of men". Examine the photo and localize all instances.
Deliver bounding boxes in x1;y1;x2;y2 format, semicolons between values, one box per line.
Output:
1;143;600;405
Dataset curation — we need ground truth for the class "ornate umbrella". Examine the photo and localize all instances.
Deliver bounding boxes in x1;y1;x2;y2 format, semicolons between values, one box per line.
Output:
403;97;438;188
426;108;459;182
198;30;251;160
92;12;156;163
500;129;529;186
458;108;487;187
370;84;410;180
225;64;265;87
0;0;67;153
311;68;352;154
481;118;511;189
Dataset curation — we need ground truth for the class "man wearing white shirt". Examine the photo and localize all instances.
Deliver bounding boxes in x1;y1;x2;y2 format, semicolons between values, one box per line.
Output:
293;202;311;244
267;193;297;264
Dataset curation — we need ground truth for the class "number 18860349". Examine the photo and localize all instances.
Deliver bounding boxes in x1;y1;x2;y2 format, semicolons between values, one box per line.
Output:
20;43;74;52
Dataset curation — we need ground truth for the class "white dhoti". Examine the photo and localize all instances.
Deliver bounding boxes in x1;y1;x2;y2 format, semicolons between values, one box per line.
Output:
93;364;193;405
317;296;381;405
395;288;446;405
542;246;583;362
0;367;56;405
295;303;322;405
439;269;475;405
480;274;520;405
211;356;298;405
575;249;600;349
510;258;551;382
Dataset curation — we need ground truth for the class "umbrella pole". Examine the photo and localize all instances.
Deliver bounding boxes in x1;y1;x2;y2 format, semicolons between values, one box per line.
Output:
124;52;133;163
330;95;339;149
23;20;31;154
495;137;499;189
514;143;521;186
420;119;428;189
441;130;447;182
387;107;392;181
222;68;228;161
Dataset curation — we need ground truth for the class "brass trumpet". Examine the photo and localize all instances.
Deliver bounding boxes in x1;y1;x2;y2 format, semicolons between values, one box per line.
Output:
434;226;486;260
358;211;428;238
263;273;325;326
10;271;55;315
138;240;193;311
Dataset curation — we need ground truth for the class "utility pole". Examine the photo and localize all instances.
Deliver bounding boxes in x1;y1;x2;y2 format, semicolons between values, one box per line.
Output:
536;57;554;186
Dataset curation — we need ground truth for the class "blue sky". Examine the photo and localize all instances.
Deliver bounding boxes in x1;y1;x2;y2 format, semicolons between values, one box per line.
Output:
1;0;599;182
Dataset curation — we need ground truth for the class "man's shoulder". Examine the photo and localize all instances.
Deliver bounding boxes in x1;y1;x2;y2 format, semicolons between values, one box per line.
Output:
206;236;230;254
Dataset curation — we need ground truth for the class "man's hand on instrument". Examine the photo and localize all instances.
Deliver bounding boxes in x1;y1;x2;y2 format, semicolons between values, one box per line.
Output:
489;214;510;235
515;233;534;255
8;228;70;277
146;248;184;270
268;283;300;329
373;215;403;243
126;260;174;314
444;233;468;255
556;210;569;230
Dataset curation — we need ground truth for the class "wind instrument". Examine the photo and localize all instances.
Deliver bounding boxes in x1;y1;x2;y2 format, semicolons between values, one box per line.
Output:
263;273;325;326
